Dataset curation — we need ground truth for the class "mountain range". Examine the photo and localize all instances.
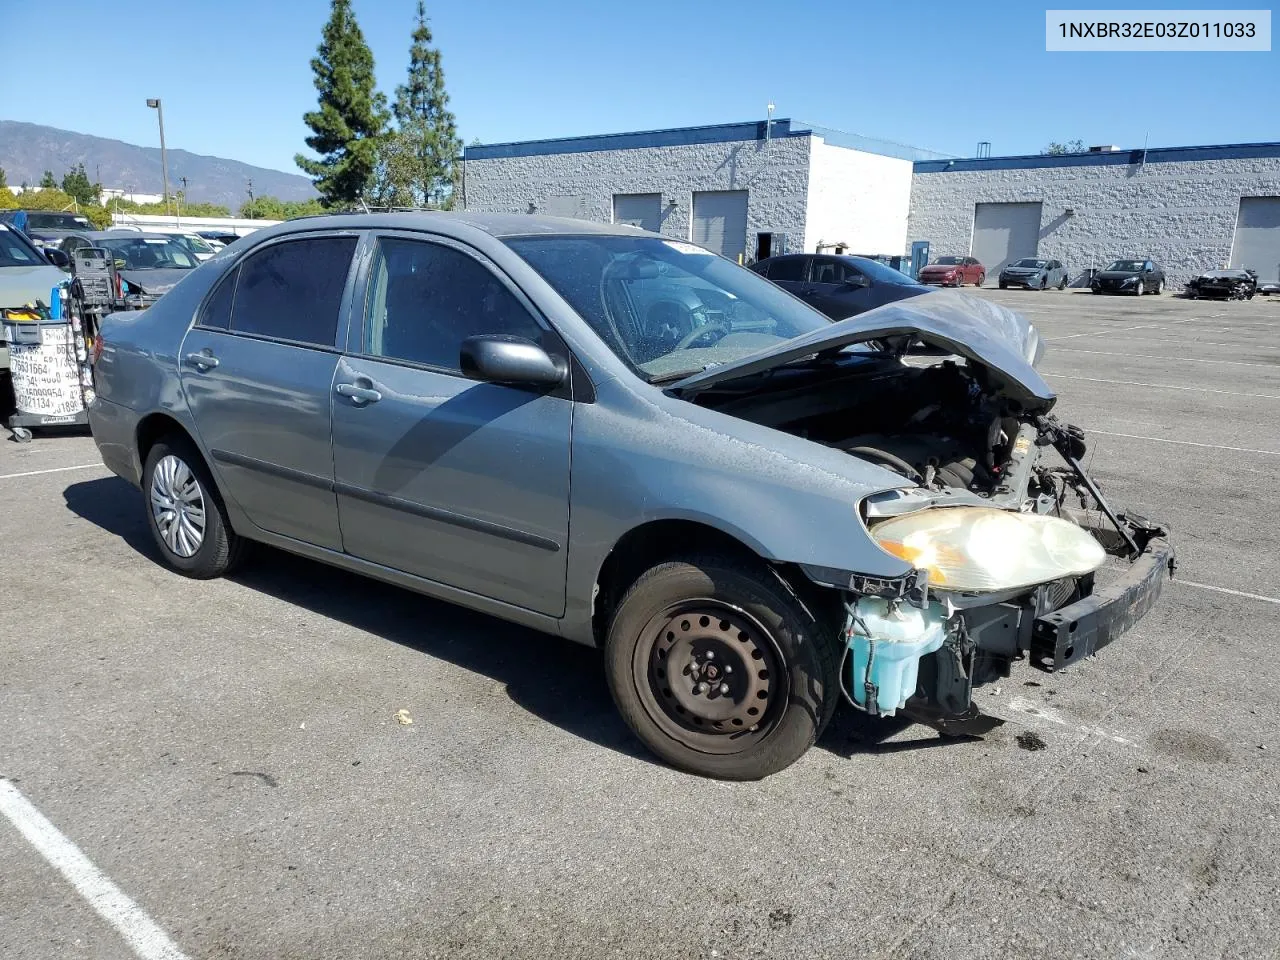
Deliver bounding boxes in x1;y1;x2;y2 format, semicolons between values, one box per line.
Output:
0;121;318;209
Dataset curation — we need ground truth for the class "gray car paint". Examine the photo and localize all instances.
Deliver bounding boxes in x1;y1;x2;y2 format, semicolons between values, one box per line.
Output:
89;213;1061;649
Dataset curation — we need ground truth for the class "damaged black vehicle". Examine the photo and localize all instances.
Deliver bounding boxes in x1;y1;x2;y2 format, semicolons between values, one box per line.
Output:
1185;268;1258;300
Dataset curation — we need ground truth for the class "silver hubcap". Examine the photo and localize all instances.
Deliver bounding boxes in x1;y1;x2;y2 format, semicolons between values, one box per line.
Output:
150;455;206;558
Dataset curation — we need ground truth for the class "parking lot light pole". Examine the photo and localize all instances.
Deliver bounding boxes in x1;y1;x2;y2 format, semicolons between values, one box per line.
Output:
146;98;171;219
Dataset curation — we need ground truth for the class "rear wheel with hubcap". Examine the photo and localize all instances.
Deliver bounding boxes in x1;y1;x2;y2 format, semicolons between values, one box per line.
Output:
143;437;244;579
605;554;841;780
1154;279;1164;295
1136;280;1145;295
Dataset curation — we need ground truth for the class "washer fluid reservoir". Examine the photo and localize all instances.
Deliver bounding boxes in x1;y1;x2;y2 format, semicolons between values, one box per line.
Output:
846;597;948;716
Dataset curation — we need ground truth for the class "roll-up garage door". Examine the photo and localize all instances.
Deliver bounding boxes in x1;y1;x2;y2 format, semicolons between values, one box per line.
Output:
1230;197;1280;282
692;190;748;260
971;202;1043;277
612;193;662;232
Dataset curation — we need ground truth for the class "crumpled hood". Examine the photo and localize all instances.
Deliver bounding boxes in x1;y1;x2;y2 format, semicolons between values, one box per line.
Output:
1194;270;1252;280
670;291;1054;407
0;264;65;309
118;268;196;297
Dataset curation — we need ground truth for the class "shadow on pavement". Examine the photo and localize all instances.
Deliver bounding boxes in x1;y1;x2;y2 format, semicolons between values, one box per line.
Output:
63;475;658;768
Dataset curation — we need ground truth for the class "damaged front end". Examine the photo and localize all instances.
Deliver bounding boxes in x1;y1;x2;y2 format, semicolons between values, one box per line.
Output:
674;294;1175;737
837;420;1175;736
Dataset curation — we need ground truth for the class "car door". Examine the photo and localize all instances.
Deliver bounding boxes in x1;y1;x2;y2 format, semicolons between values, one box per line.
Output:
804;257;872;319
179;232;359;551
330;232;572;617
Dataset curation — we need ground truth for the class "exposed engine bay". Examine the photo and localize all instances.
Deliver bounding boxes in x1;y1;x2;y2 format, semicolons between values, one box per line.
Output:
688;347;1175;736
695;356;1065;507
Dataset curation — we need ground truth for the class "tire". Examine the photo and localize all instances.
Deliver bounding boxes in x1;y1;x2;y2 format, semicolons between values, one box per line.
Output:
1038;277;1047;291
999;282;1007;290
604;554;841;780
142;435;245;579
976;273;985;288
1058;275;1068;290
1154;279;1163;295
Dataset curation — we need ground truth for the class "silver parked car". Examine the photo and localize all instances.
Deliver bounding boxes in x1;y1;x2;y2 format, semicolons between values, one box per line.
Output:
88;214;1173;780
998;258;1068;290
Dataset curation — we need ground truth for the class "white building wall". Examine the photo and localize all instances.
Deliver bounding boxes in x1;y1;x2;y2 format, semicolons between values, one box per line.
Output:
803;139;914;254
907;155;1280;285
465;135;813;260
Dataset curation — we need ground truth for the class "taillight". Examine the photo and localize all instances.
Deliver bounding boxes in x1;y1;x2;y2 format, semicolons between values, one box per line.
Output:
92;334;105;365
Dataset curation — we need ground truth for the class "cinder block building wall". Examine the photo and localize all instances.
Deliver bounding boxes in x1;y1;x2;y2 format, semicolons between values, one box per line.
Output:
907;145;1280;285
462;120;920;261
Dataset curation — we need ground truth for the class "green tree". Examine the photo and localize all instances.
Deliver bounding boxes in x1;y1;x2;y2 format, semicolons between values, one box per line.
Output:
39;170;58;189
0;167;7;189
295;0;389;206
382;1;461;208
61;163;100;205
239;195;327;220
1042;139;1086;156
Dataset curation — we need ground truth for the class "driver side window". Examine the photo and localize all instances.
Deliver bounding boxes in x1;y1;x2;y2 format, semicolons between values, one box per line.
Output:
363;237;544;372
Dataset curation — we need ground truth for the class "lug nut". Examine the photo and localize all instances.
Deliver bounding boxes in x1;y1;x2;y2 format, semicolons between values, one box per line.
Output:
695;682;707;694
706;651;715;660
718;683;729;695
724;665;732;674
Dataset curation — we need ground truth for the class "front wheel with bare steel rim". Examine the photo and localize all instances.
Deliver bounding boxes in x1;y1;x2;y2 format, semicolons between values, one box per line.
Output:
604;555;841;780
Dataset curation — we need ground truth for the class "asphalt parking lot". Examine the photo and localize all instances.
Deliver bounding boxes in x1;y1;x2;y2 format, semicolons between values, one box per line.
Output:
2;287;1279;960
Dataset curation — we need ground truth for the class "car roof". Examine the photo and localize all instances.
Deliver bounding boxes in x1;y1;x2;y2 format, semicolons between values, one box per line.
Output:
265;211;655;241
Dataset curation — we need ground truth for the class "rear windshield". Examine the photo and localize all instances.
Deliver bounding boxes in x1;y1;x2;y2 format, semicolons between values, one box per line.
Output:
25;212;93;230
97;237;201;270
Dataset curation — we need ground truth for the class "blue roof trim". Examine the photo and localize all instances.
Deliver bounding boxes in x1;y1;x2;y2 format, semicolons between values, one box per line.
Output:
914;141;1280;173
465;119;807;160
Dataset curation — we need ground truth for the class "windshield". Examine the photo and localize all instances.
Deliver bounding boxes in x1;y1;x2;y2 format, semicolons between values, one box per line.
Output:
1012;259;1047;268
25;212;93;231
505;235;833;381
1107;259;1145;272
97;237;201;270
0;225;45;267
933;256;961;265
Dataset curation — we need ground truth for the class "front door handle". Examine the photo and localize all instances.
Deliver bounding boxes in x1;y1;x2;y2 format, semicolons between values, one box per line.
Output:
335;382;382;404
184;350;219;371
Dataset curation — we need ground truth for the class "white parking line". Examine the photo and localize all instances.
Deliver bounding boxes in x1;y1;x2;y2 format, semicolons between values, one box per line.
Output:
0;463;104;481
1000;697;1136;746
0;780;189;960
1044;315;1221;342
1051;347;1276;368
1090;430;1280;456
1044;374;1280;401
1175;580;1280;606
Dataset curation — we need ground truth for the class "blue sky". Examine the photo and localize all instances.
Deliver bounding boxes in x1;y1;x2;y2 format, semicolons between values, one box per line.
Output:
2;0;1275;178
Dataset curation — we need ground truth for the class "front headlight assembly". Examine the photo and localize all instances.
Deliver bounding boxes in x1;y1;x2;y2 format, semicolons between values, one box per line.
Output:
871;507;1106;593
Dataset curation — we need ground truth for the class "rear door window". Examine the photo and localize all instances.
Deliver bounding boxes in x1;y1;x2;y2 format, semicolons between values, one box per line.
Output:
229;237;357;347
766;257;806;282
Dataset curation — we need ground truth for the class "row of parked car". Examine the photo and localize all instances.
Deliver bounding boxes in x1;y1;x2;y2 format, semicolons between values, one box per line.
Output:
911;252;1275;300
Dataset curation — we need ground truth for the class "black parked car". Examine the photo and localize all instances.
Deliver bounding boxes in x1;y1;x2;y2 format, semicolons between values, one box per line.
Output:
1185;268;1258;300
0;209;95;251
751;254;929;319
1091;259;1166;295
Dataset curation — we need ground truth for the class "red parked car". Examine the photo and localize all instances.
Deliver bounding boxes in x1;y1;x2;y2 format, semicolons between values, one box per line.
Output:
918;256;985;287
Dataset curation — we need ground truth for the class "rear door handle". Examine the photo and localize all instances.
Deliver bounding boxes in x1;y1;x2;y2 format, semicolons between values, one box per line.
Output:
184;351;219;371
335;382;382;404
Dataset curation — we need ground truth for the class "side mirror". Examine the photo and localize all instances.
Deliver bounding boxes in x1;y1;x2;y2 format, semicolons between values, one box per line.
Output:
845;275;870;289
44;248;70;269
460;335;566;387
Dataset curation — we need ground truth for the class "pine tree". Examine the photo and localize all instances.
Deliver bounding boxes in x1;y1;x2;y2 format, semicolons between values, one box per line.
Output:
295;0;389;206
61;164;99;205
39;170;57;189
386;1;461;208
0;167;7;189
